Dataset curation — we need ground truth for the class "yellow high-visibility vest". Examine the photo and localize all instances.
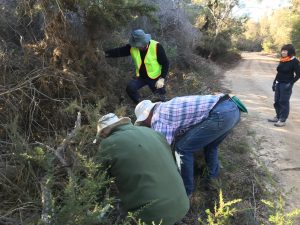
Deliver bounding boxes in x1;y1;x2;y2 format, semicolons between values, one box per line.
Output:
130;40;162;79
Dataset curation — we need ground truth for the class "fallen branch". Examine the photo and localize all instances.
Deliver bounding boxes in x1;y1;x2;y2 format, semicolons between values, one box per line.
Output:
251;179;257;220
35;111;81;170
35;111;81;224
40;178;53;225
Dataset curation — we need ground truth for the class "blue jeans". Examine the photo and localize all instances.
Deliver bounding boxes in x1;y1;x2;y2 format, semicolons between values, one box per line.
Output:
174;99;240;195
274;82;293;122
126;77;166;103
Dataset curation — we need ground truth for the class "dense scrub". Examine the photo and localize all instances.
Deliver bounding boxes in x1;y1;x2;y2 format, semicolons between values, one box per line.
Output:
0;1;206;224
2;1;289;225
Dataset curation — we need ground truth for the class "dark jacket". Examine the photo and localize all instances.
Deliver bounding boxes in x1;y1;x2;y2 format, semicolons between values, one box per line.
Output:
97;118;189;225
105;42;169;80
274;57;300;84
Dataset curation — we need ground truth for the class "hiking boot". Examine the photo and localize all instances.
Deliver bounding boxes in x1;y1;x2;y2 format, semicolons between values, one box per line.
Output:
274;121;286;127
268;117;279;122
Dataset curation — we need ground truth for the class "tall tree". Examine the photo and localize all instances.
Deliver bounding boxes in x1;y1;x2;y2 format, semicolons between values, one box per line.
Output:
234;20;263;51
258;7;298;52
291;0;300;53
192;0;243;58
292;0;300;11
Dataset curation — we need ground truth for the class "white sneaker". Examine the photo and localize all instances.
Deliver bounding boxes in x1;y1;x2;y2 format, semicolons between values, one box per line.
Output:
274;121;286;127
268;117;279;122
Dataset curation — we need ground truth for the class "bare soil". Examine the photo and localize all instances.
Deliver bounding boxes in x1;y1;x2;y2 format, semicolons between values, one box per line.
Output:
223;52;300;210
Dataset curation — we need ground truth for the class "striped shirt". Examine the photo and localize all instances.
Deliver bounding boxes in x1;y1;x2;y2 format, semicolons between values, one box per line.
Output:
151;94;224;144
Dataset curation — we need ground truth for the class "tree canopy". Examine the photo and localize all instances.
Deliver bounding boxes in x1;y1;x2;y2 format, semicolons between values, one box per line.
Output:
236;1;300;54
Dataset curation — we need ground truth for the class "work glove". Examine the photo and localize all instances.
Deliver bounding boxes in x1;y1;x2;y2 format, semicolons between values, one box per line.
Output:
155;78;165;89
272;83;276;92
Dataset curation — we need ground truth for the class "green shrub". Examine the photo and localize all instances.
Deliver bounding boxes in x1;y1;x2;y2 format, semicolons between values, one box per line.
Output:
262;196;300;225
199;190;242;225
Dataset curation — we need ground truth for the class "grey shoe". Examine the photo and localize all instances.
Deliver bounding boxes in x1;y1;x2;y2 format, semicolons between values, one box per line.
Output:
274;121;286;127
268;117;279;122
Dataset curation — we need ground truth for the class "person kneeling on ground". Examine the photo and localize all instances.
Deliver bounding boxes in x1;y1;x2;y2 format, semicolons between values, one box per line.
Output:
95;113;189;225
105;29;169;104
134;94;241;196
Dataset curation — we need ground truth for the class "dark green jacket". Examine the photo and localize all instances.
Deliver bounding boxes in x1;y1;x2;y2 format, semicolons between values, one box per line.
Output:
98;119;189;225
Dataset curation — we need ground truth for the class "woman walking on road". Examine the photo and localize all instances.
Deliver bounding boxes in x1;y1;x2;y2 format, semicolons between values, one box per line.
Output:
268;44;300;127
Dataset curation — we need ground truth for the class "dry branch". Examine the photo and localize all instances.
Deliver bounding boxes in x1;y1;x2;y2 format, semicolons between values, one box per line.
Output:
36;111;81;224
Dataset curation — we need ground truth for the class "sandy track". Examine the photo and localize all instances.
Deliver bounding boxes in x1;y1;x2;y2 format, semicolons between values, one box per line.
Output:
223;52;300;210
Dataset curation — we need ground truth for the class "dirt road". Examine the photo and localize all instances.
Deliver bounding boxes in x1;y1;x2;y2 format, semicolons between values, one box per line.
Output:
223;52;300;210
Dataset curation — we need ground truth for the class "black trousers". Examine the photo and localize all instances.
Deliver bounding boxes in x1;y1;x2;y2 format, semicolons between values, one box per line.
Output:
274;82;293;122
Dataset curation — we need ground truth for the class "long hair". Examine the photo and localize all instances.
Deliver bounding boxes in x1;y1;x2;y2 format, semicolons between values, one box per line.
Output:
281;44;296;56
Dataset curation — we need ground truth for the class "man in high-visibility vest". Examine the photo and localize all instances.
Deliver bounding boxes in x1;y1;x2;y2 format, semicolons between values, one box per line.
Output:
105;29;169;104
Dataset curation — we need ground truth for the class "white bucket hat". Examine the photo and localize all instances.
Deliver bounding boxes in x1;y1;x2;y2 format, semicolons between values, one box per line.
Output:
134;100;158;125
93;113;121;143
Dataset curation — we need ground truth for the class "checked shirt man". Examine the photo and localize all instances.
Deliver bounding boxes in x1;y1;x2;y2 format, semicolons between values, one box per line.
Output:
134;94;241;195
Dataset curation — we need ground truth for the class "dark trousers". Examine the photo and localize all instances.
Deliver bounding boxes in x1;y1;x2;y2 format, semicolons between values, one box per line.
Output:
126;77;166;103
174;100;240;195
274;82;293;122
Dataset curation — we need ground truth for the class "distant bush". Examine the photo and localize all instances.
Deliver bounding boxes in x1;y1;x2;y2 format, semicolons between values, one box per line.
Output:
235;39;263;52
233;20;263;52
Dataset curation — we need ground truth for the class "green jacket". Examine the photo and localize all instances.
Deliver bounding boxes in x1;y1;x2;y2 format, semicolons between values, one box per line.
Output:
98;118;189;225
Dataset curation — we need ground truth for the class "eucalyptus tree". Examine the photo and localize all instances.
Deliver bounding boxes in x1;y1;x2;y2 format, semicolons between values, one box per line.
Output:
191;0;244;58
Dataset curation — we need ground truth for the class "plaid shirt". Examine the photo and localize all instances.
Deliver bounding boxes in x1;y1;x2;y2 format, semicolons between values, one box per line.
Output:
151;94;224;144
